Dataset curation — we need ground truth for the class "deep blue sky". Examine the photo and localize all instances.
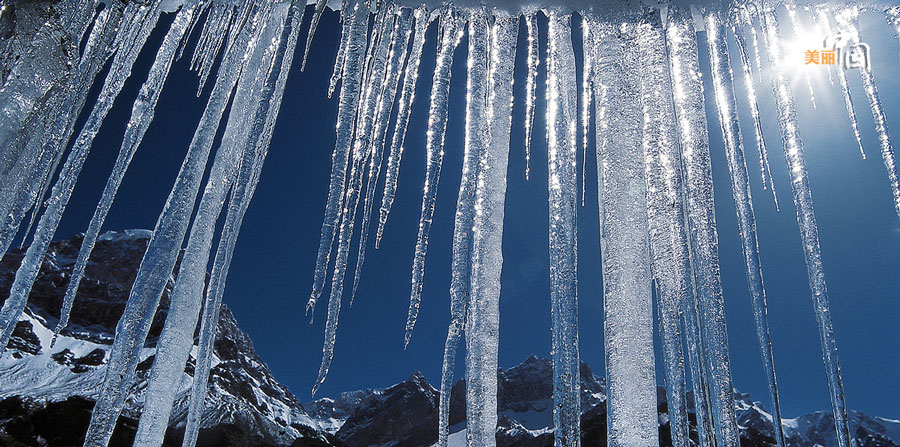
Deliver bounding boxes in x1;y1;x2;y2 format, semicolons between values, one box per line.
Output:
48;6;899;419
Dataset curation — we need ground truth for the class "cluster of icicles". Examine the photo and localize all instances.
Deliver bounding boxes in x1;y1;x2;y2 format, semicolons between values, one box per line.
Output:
0;0;898;445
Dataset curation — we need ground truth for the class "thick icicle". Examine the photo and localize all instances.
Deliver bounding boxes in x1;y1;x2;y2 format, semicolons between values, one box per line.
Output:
663;8;718;447
437;13;489;444
835;8;900;221
82;6;267;444
135;4;294;445
760;9;852;447
636;11;690;447
312;2;394;395
375;6;430;248
731;22;778;208
181;4;305;447
403;8;464;346
544;11;580;447
591;14;657;447
53;2;198;345
351;6;414;305
447;11;489;446
708;11;786;447
816;10;866;160
0;0;163;350
523;12;539;180
306;0;370;318
463;13;516;447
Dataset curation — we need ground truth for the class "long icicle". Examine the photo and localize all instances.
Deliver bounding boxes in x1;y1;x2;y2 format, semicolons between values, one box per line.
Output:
463;12;516;447
306;0;370;319
545;10;580;447
664;7;719;447
835;8;900;221
523;11;539;181
403;8;464;347
698;12;749;447
760;8;852;447
592;13;658;447
817;9;866;160
82;6;270;444
449;10;489;446
351;6;414;305
0;0;163;350
375;6;431;248
437;12;489;446
708;11;786;447
181;4;306;446
53;2;198;345
637;10;690;447
731;18;779;209
312;2;394;396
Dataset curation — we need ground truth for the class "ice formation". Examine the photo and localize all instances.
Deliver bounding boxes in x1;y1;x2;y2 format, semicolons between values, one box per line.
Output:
0;0;897;446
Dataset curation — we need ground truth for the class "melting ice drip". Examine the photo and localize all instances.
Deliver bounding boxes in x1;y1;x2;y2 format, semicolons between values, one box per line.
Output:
0;0;896;446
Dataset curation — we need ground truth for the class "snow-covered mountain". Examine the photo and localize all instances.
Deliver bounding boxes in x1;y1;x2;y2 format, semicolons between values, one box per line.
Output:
307;356;900;447
1;231;896;447
0;231;329;446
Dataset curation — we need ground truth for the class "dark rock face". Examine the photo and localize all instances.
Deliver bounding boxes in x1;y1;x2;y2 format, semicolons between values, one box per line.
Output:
336;373;439;447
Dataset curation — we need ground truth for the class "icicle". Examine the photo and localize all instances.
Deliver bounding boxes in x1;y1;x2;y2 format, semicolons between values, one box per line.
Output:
403;8;464;346
580;15;592;208
709;11;787;447
591;14;657;447
53;3;198;346
664;8;718;447
306;0;370;318
544;11;580;447
697;12;749;447
816;10;865;160
83;6;269;445
351;7;414;305
0;0;163;350
438;13;493;447
375;6;431;249
449;10;490;446
731;23;779;209
301;0;327;71
760;9;853;447
135;3;295;445
462;13;516;447
784;3;817;109
436;11;483;446
835;9;900;222
327;0;356;97
312;2;395;396
523;12;539;181
637;11;690;447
